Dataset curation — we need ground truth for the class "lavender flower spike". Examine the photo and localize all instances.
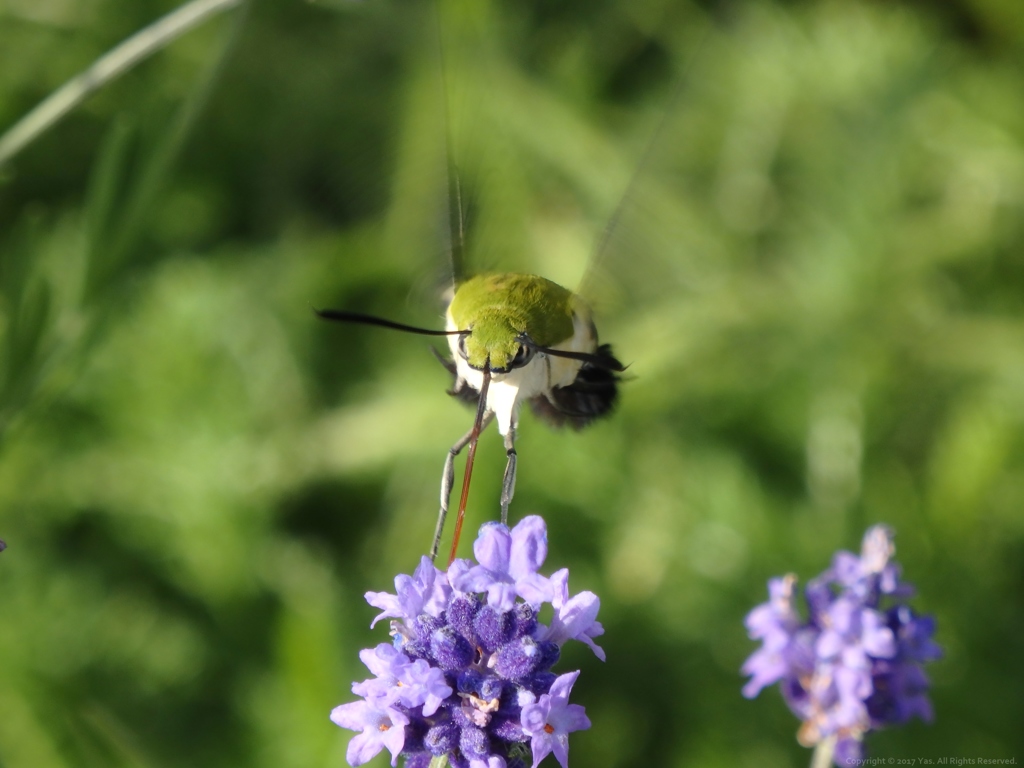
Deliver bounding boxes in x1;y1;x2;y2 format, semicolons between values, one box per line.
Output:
742;524;940;766
332;514;601;768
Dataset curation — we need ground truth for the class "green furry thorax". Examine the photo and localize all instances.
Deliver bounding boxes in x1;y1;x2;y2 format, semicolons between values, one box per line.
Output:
449;273;576;370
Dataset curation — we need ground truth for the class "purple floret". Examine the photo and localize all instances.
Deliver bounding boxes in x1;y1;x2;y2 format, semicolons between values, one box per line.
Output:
741;574;817;699
330;700;408;766
366;556;451;629
521;671;592;768
541;569;605;661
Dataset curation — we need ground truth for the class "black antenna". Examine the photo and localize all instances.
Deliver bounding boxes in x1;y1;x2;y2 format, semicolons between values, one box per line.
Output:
518;334;626;371
315;309;466;337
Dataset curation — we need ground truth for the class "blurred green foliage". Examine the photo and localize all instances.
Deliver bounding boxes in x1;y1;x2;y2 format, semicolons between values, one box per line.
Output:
1;0;1023;766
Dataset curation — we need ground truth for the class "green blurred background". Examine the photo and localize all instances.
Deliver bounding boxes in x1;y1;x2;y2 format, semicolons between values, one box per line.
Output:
1;0;1023;765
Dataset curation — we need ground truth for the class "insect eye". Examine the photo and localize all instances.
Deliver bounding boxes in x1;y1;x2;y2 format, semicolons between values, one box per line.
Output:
458;334;469;359
510;343;533;369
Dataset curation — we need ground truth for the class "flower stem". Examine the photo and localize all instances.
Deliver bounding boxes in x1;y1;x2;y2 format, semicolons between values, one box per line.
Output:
811;735;837;768
0;0;243;167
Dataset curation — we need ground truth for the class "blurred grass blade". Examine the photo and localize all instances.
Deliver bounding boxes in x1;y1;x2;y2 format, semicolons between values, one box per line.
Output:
0;216;53;438
86;0;251;298
84;118;135;261
79;703;161;768
0;279;52;439
0;211;42;309
0;0;244;168
7;280;52;383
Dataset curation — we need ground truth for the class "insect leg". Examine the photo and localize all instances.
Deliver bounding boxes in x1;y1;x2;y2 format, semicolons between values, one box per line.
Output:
500;426;517;525
432;411;495;561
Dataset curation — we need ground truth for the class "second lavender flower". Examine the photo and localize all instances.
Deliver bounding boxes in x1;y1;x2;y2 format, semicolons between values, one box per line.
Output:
742;525;941;765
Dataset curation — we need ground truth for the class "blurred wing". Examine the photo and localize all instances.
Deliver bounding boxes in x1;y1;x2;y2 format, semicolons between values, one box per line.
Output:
575;25;715;332
386;0;511;309
430;0;584;287
429;2;715;342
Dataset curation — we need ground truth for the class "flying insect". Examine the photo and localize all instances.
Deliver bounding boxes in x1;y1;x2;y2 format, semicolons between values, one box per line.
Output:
317;271;624;564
